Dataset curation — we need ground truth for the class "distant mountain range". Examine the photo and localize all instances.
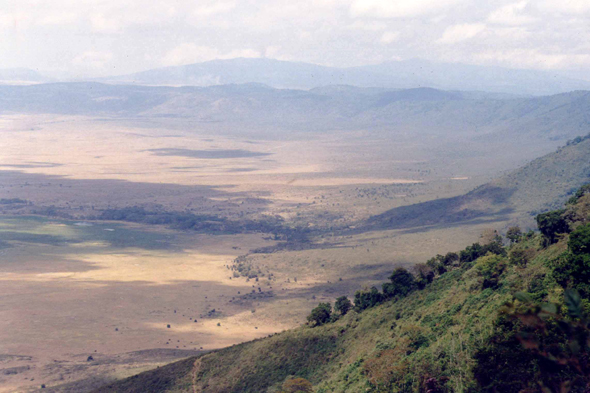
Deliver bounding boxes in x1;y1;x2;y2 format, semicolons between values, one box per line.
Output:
3;58;589;95
1;82;589;141
0;68;51;84
98;58;590;96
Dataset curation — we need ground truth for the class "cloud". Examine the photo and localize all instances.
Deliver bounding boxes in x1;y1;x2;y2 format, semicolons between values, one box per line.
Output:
488;1;535;25
162;43;261;66
347;20;387;31
90;14;121;33
193;1;236;18
538;0;590;14
0;12;30;30
37;12;79;26
72;51;113;69
350;0;465;18
473;49;590;69
437;23;486;44
380;31;400;44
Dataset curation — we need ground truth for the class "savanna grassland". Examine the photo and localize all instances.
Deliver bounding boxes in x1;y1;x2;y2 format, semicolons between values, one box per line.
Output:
0;91;588;393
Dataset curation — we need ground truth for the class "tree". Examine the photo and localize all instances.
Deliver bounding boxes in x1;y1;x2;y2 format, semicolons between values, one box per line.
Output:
550;224;590;298
536;209;569;245
281;377;314;393
509;249;530;267
442;252;459;266
506;226;522;244
354;287;384;311
386;267;415;297
413;263;434;290
460;243;484;263
307;303;331;326
568;223;590;255
334;296;352;316
481;229;502;245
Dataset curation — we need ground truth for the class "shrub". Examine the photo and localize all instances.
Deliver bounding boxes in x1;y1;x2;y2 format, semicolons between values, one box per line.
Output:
475;253;507;289
334;296;352;316
413;264;434;290
307;303;332;327
442;252;459;266
568;223;590;255
354;287;384;312
536;209;569;245
385;268;415;297
280;377;314;393
509;249;530;267
549;224;590;297
506;226;522;244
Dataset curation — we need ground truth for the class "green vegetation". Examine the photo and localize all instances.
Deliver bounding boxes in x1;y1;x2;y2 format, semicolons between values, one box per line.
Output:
307;303;332;327
94;206;310;241
0;198;28;204
334;297;352;317
95;184;590;392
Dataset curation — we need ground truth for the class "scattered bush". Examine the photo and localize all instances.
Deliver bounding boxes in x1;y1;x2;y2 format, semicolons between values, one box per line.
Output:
354;288;384;312
280;377;314;393
509;248;530;267
384;268;415;297
536;209;569;245
506;226;522;244
334;296;352;316
307;303;332;327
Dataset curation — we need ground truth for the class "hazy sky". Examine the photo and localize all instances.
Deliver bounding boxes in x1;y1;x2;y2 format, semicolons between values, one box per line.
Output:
1;0;590;78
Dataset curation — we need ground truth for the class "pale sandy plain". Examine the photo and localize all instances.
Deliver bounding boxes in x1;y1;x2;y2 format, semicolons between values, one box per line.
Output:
0;114;498;392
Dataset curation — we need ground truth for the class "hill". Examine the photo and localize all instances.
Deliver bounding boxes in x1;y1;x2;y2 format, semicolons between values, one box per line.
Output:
366;134;590;231
0;68;51;84
98;58;590;96
1;83;590;140
91;186;590;392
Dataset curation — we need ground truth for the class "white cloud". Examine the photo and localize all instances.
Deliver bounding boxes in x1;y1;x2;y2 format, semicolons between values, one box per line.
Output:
350;0;466;18
347;20;387;31
1;0;589;76
265;45;282;58
0;12;30;30
72;51;113;69
437;23;486;44
162;43;261;66
90;14;121;33
488;2;535;25
538;0;590;14
473;49;590;69
380;31;400;44
193;1;236;18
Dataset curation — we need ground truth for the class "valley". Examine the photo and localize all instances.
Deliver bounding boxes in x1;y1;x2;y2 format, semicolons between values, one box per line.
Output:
0;87;588;392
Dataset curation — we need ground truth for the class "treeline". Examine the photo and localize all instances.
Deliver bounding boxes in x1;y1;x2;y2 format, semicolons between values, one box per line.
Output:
92;206;310;241
565;132;590;146
306;233;511;326
0;198;29;205
307;184;590;391
308;183;589;325
475;189;590;391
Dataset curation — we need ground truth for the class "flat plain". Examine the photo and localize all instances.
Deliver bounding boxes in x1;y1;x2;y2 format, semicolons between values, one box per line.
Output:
0;113;551;392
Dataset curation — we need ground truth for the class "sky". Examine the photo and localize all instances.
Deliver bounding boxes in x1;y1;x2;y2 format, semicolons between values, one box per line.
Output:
1;0;590;79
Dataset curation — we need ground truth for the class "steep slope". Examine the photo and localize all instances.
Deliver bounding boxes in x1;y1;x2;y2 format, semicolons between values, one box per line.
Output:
98;58;590;96
91;189;590;393
367;134;590;231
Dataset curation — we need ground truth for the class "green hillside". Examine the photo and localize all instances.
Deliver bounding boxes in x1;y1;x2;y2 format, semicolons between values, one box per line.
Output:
93;185;590;392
